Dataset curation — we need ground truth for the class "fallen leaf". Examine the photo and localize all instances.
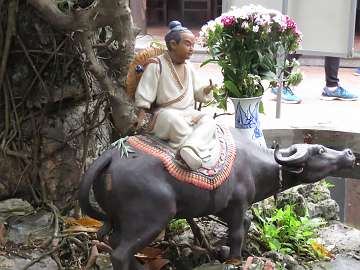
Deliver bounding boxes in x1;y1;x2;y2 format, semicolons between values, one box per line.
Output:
63;216;103;234
135;247;171;270
63;225;99;233
64;217;103;228
145;258;170;270
224;258;241;265
311;241;335;259
136;247;163;260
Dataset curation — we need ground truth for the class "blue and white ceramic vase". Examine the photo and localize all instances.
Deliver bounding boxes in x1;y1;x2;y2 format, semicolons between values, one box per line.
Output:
230;96;266;148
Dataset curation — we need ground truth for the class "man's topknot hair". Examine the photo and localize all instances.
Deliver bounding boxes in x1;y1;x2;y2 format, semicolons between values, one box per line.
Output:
165;21;192;50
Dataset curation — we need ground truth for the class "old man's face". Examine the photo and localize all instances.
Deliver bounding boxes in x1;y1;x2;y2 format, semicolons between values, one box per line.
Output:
172;32;195;60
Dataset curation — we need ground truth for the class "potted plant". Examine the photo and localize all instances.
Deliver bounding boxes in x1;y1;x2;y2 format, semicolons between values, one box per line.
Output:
199;5;302;146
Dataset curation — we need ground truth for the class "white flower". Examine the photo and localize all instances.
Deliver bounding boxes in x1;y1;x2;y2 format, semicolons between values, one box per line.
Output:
241;21;249;29
272;14;287;30
261;14;271;24
215;16;223;25
253;25;259;32
207;20;217;31
200;25;208;33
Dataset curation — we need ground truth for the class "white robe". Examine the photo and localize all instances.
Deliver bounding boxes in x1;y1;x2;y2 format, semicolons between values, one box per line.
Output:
134;54;218;162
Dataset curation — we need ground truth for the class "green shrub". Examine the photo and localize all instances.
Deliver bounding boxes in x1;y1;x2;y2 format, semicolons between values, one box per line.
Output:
169;219;189;233
253;205;325;257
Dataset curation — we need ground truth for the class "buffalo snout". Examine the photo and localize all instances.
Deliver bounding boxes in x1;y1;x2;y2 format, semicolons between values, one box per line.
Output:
341;148;356;168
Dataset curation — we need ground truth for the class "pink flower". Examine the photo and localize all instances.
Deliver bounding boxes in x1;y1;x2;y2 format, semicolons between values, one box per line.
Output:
221;16;236;27
286;16;297;29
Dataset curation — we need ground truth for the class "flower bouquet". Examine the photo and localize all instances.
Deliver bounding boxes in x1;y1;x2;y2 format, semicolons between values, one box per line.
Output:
199;5;303;109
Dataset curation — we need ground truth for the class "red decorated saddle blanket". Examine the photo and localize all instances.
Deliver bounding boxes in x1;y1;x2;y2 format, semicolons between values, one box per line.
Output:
127;125;236;190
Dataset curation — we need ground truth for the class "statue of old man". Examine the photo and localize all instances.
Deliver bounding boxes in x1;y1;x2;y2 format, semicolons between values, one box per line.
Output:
135;21;217;170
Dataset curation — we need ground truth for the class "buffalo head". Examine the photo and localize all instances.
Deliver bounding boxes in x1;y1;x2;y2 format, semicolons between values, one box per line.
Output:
274;144;355;182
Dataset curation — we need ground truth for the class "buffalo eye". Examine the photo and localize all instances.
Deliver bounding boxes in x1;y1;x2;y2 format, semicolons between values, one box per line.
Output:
318;147;326;154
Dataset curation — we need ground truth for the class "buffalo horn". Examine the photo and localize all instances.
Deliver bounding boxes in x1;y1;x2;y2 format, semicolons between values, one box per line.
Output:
274;144;309;165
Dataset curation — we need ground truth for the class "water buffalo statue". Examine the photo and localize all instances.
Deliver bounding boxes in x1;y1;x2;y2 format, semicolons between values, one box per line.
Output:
79;129;355;270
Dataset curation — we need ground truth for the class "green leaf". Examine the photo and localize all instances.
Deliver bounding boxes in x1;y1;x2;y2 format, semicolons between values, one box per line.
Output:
224;80;241;97
200;58;216;67
259;100;265;114
261;71;277;81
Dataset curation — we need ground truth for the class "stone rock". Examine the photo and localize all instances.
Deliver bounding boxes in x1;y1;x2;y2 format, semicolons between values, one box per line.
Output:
171;229;194;246
96;253;113;270
316;221;360;252
276;182;337;219
276;191;308;217
311;255;360;270
282;254;300;269
297;182;331;203
263;251;285;262
0;254;57;270
307;198;339;220
0;199;34;223
193;262;227;270
6;210;53;244
0;156;27;200
290;265;306;270
252;198;276;217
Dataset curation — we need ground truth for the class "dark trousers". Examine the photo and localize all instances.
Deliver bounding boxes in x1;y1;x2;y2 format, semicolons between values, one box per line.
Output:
287;55;340;87
324;56;340;87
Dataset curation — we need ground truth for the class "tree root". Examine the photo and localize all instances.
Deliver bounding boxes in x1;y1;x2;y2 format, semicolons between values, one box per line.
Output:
187;218;216;256
16;35;48;96
0;0;17;91
21;38;67;105
21;240;66;270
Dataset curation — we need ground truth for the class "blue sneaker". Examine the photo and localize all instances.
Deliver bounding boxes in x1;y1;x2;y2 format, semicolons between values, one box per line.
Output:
321;86;358;101
353;67;360;76
271;87;302;104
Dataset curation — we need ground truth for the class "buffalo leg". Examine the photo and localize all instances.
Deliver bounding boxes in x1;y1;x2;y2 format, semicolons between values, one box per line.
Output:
241;214;252;254
108;212;174;270
219;205;247;260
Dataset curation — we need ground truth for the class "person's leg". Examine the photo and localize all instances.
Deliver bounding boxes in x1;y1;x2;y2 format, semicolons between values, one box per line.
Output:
151;109;193;148
355;1;360;75
321;57;358;100
181;113;217;170
324;56;339;87
271;53;302;104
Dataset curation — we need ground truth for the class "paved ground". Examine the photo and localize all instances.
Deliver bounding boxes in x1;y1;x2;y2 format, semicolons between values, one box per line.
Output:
135;32;360;133
193;62;360;133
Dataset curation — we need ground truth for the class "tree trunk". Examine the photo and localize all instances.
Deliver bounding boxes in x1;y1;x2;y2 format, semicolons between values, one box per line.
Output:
0;0;137;210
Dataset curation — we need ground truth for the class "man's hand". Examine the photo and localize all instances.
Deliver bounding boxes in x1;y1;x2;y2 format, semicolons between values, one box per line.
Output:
203;79;216;95
135;109;146;130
